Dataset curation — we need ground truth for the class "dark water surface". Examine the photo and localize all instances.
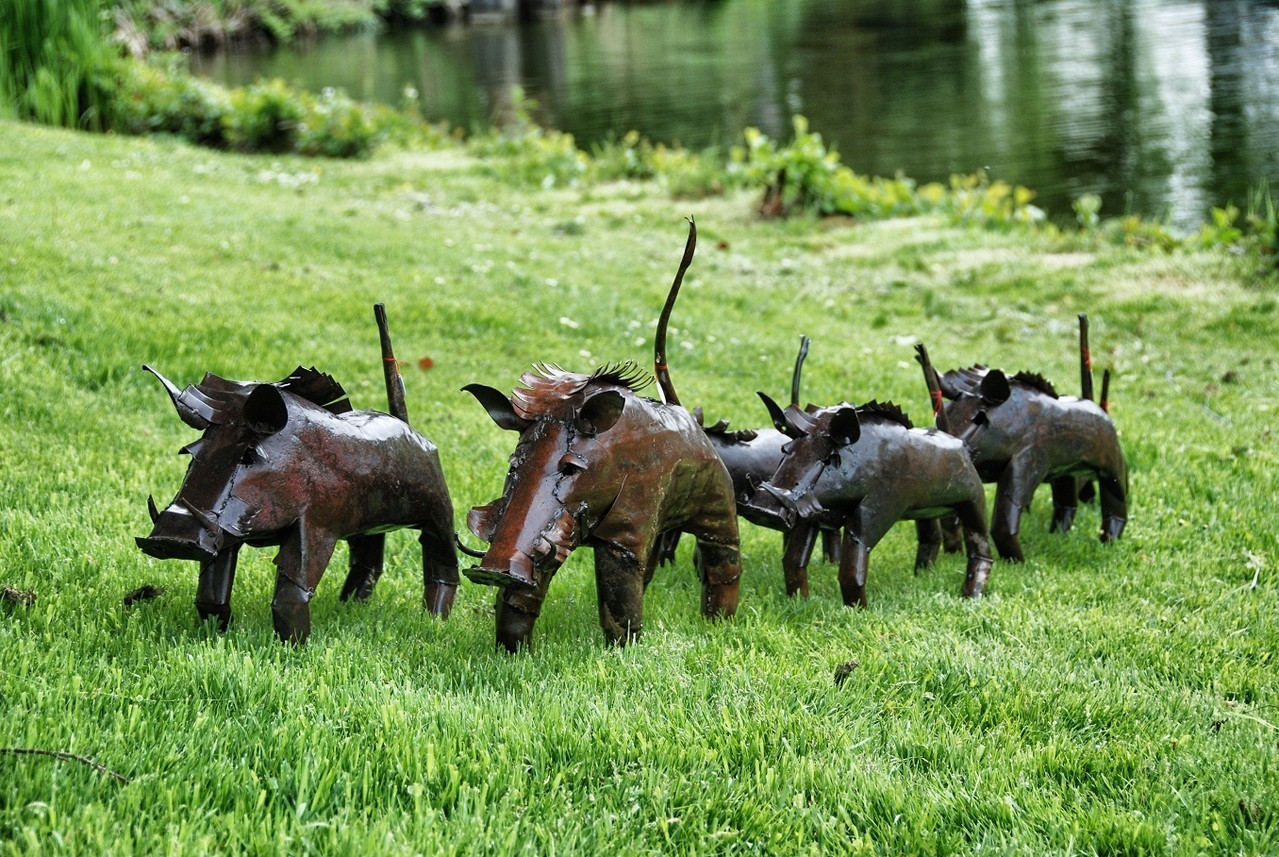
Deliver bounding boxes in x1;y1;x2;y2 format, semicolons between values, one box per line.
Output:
195;0;1279;229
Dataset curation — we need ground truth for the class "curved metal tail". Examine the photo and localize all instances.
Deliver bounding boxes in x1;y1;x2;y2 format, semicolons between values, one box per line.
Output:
654;218;697;406
374;303;410;423
790;335;811;408
914;343;953;433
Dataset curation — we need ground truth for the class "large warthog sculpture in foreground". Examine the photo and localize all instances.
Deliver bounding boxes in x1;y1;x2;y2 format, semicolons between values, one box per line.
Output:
745;397;994;607
459;221;742;651
136;305;458;643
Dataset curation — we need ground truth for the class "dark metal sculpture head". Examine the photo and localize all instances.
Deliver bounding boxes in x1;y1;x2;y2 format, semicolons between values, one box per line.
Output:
462;362;651;590
137;366;349;564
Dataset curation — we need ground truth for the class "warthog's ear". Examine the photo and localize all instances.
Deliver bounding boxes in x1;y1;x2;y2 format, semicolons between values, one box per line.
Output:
142;364;213;430
758;391;789;434
577;390;625;435
829;407;861;446
759;391;815;438
980;369;1011;406
463;384;531;432
245;384;288;436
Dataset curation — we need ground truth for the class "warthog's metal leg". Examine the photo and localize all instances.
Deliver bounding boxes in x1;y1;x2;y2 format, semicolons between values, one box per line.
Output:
195;547;239;631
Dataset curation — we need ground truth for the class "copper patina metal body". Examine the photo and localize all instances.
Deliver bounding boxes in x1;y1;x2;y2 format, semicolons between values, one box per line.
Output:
460;222;742;651
136;305;458;643
745;397;994;606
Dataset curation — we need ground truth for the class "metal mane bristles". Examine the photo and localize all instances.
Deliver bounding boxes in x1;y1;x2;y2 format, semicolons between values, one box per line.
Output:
590;361;653;392
856;399;913;429
278;366;352;414
939;365;990;399
510;361;652;421
1011;371;1059;399
703;419;760;443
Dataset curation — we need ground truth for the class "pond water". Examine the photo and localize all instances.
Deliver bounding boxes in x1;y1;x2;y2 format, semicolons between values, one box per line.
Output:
194;0;1279;229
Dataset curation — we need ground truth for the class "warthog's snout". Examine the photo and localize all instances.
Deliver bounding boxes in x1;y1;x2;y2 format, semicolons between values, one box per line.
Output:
743;484;798;529
464;550;540;591
136;503;220;564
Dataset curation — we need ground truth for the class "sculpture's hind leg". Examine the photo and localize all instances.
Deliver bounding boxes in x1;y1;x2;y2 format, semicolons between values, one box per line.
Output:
340;533;384;602
914;519;942;571
595;544;647;646
940;514;964;554
952;499;994;598
992;456;1050;562
652;529;682;569
838;531;871;609
1049;477;1078;533
419;508;459;619
820;528;842;565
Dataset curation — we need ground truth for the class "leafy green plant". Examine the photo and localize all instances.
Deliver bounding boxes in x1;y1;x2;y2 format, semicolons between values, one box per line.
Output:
296;87;385;158
728;116;927;219
221;78;306;152
116;56;231;145
110;0;389;53
944;172;1044;230
1074;192;1102;230
470;87;587;188
729;116;844;216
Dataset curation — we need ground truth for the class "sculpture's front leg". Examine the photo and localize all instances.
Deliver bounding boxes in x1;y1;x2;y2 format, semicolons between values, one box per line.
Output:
496;575;551;653
595;544;647;646
838;530;871;609
694;535;741;620
271;523;337;644
782;522;819;598
195;547;240;631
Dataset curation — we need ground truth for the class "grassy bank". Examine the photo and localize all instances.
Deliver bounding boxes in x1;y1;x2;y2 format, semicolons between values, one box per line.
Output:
1;121;1277;853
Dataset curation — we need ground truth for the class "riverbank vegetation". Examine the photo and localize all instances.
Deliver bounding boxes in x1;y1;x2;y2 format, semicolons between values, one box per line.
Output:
2;118;1277;853
111;0;453;53
5;0;1277;284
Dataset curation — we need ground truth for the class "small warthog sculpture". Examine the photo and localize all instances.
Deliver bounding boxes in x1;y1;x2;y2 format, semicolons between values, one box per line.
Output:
459;220;741;651
745;397;994;606
662;335;840;570
916;321;1128;562
137;305;458;643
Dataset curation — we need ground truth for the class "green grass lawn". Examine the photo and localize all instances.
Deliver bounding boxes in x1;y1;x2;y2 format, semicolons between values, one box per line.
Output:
1;120;1276;854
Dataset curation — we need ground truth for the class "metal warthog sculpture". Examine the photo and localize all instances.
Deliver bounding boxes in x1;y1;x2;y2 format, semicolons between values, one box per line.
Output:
690;335;841;574
459;221;741;651
136;305;458;643
745;397;994;607
915;315;1128;562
